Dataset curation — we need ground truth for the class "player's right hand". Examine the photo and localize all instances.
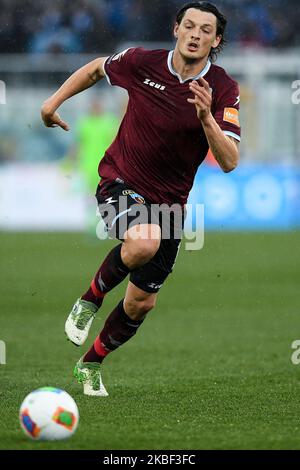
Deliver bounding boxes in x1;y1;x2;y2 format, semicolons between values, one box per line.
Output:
41;105;70;131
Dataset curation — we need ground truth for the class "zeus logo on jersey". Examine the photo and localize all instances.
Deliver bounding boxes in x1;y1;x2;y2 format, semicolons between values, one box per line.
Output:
143;78;166;91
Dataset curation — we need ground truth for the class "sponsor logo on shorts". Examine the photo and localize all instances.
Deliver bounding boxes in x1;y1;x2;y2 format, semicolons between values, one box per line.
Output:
223;107;240;127
105;197;117;204
129;193;145;204
147;282;163;290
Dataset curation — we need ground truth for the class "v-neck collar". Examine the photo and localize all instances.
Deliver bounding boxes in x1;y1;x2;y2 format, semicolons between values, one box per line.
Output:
167;50;211;84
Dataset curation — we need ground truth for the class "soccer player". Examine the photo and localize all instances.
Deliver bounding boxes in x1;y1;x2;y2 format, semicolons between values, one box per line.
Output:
41;2;240;396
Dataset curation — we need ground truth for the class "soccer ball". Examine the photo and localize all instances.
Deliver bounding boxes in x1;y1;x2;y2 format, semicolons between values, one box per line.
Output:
19;387;79;441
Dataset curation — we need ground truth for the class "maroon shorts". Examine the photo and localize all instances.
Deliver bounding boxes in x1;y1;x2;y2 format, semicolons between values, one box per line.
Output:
96;180;184;293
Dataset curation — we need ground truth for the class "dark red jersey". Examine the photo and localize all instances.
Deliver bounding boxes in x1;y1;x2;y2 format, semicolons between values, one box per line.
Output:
99;48;241;205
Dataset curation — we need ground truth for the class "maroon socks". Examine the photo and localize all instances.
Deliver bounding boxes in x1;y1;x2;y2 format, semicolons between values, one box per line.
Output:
82;244;129;308
83;300;144;363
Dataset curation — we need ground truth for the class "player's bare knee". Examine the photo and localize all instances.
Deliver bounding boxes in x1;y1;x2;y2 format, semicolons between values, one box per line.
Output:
141;296;157;313
136;238;160;262
123;237;160;268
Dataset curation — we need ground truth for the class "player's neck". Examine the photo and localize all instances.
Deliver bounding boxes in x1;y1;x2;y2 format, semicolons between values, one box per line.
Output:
172;49;209;82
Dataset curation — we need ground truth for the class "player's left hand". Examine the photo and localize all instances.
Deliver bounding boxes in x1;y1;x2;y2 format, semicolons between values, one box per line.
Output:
188;77;212;122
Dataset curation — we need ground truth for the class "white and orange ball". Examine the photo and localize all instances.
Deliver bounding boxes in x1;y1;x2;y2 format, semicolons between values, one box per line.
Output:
19;387;79;441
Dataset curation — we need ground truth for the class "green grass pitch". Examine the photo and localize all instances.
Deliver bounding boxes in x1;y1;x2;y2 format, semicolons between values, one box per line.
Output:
0;231;300;450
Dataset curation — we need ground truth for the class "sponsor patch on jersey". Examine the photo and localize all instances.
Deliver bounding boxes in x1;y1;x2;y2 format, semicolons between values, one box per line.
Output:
129;193;145;204
223;107;240;127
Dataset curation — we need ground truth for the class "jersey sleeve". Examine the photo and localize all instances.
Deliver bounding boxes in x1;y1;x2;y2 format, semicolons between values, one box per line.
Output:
103;47;144;90
213;80;241;142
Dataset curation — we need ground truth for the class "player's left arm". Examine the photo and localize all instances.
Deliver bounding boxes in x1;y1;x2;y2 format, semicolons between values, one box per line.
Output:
188;77;239;173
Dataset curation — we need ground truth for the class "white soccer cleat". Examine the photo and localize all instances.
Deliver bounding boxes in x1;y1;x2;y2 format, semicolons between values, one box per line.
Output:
65;299;98;346
74;358;109;397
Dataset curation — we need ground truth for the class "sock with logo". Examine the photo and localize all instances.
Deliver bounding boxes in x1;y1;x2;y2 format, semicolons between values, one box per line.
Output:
83;299;145;363
81;244;129;308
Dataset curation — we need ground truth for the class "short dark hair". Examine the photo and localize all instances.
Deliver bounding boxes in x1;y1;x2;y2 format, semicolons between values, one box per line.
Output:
175;2;227;62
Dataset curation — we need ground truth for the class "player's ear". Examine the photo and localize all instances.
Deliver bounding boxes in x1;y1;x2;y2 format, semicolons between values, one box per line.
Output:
212;35;222;48
174;23;179;39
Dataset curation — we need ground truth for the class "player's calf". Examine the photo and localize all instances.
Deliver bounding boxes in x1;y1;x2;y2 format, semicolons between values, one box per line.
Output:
80;290;154;368
81;243;130;307
66;244;131;347
124;283;157;321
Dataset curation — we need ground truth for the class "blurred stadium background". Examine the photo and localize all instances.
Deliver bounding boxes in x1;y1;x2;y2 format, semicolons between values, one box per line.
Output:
1;0;300;231
1;0;300;451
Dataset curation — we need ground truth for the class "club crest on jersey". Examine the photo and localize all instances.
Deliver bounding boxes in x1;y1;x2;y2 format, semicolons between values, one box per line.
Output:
143;78;166;91
122;189;135;196
129;193;145;204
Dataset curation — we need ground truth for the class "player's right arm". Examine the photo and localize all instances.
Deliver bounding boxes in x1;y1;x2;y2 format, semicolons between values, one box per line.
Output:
41;57;108;131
